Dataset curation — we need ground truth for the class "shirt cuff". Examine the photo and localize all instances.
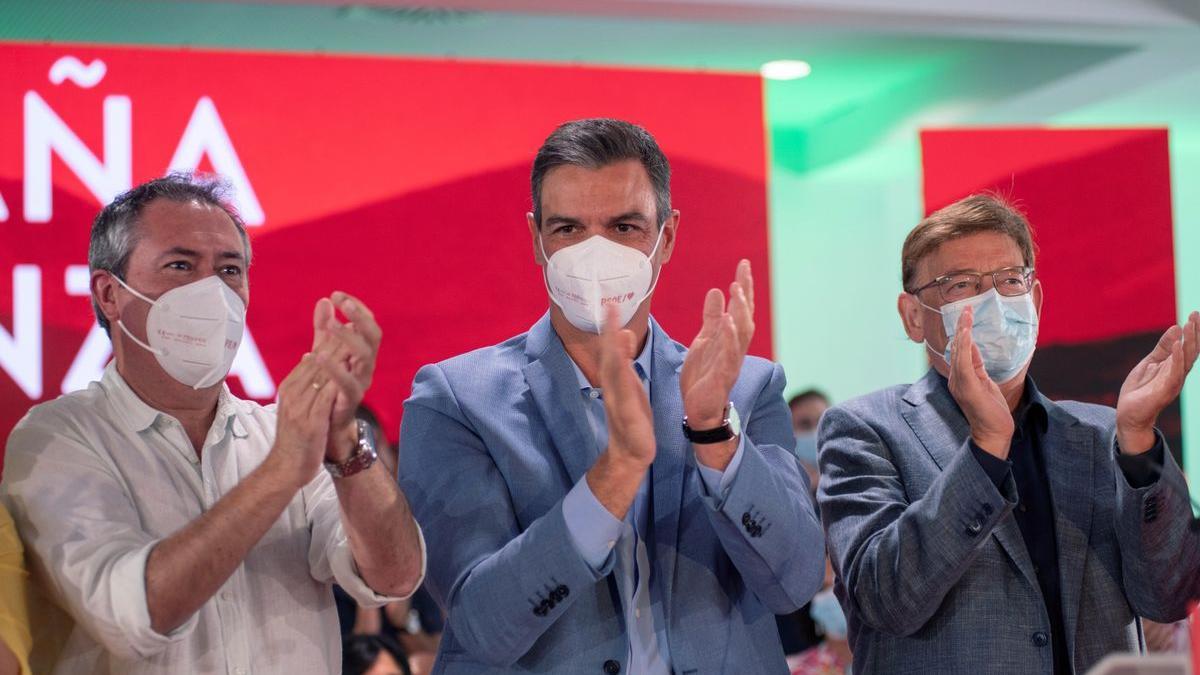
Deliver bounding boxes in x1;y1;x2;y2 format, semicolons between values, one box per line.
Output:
332;524;426;607
697;434;746;499
1116;435;1166;489
969;440;1012;490
562;475;623;573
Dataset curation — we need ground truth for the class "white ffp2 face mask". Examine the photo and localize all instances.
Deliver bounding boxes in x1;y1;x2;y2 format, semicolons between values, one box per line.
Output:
539;227;665;334
111;274;246;390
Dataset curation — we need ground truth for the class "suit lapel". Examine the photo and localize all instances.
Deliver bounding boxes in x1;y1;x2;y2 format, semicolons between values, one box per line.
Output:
900;370;1039;591
649;320;687;626
522;314;600;485
1040;397;1094;660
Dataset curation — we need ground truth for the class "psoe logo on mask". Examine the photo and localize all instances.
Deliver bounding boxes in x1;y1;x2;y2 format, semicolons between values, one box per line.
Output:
600;292;636;306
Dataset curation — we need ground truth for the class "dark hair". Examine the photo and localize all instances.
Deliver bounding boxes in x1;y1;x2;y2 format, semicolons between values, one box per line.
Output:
342;634;412;675
88;172;251;335
901;193;1036;293
788;389;830;409
531;118;671;227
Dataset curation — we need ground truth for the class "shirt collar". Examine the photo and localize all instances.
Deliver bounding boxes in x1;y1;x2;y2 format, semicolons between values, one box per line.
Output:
570;329;655;391
1013;375;1049;435
100;362;249;439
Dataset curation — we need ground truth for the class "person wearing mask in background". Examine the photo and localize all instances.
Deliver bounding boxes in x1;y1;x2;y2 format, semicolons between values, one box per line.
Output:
788;557;851;675
0;174;426;675
817;193;1200;674
776;389;833;659
399;118;825;674
789;389;830;489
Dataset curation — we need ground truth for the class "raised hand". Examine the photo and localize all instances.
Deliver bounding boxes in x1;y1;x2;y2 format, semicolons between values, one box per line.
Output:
680;259;755;429
946;306;1014;458
598;303;656;469
268;353;340;488
1116;311;1200;454
311;292;382;458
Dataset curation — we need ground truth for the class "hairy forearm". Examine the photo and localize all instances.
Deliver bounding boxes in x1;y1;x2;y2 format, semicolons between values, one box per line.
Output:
144;455;298;634
334;461;424;597
585;452;646;520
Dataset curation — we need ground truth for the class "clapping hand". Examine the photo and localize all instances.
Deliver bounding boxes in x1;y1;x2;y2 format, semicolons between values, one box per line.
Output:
1116;311;1200;455
946;306;1015;458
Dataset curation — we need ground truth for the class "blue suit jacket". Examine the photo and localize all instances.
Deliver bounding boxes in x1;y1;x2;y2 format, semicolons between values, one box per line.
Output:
817;369;1200;674
398;314;825;674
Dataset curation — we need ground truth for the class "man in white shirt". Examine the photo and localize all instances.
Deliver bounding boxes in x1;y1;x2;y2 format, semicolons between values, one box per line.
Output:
0;173;425;675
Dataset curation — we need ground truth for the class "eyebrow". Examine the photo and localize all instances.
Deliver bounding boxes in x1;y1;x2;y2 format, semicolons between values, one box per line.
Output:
159;246;245;262
541;211;652;230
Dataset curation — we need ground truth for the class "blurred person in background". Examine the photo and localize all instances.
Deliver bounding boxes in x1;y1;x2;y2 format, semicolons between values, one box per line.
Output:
789;389;830;489
342;634;413;675
788;557;851;675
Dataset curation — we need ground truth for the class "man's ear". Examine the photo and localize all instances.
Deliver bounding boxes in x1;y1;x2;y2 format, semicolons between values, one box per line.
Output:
527;212;545;266
1032;278;1044;319
897;292;925;343
658;209;680;265
92;270;121;328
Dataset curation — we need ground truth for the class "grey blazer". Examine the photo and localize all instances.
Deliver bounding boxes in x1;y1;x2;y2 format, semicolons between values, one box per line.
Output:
817;369;1198;675
398;314;825;674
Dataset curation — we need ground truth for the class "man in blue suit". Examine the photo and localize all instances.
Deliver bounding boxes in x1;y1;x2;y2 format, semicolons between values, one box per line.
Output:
818;194;1200;674
398;118;825;674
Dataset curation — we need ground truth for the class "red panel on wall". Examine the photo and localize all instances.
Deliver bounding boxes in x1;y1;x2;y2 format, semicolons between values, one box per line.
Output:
0;42;771;454
921;128;1175;347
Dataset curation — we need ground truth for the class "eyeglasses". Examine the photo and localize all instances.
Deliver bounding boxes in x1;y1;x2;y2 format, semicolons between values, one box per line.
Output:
910;266;1035;304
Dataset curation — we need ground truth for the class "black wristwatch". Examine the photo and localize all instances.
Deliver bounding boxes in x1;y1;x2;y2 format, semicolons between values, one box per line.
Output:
682;403;741;444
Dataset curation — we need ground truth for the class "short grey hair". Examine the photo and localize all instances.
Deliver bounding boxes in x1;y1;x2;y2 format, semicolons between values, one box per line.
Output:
88;172;252;335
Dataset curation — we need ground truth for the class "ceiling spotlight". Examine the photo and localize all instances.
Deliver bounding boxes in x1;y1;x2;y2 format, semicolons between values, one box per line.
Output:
760;60;812;81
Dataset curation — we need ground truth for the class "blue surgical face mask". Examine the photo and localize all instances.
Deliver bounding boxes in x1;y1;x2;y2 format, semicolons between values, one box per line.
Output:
921;288;1038;384
809;588;847;640
793;431;818;467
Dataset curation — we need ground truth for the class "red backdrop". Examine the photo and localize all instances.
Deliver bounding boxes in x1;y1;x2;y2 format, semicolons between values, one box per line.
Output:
0;42;772;456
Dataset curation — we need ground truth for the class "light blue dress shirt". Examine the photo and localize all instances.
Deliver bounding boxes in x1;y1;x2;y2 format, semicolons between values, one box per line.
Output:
561;332;745;674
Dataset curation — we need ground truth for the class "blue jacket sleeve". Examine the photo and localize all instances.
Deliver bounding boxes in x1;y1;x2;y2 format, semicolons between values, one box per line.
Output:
695;362;826;614
397;364;613;667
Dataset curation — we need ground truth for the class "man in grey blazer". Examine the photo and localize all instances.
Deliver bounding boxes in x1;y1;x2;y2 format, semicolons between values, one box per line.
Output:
399;118;825;674
818;194;1200;674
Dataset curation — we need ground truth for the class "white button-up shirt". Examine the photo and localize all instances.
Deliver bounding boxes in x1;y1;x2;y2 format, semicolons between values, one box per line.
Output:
0;363;424;675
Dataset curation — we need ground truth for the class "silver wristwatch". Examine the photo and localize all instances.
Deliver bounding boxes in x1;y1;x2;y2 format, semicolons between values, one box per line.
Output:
324;419;378;479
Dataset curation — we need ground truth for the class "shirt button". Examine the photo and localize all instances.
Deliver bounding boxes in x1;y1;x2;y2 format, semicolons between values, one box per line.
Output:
1019;504;1028;513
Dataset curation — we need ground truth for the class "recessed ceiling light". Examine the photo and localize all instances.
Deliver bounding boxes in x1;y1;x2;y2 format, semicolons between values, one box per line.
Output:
761;60;812;81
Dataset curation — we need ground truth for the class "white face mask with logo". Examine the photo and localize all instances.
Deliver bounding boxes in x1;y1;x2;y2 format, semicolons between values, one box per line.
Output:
111;274;246;390
539;227;665;334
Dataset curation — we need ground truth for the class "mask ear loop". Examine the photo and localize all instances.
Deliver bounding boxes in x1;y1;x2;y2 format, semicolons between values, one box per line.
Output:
537;232;571;317
109;274;166;357
635;223;669;309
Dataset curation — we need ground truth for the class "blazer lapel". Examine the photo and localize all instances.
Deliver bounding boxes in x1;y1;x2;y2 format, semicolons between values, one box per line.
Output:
649;319;687;626
900;369;1039;591
1040;397;1095;661
522;314;600;485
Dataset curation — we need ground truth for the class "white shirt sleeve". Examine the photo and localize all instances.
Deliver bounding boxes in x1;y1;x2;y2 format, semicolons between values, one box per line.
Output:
0;415;198;660
301;469;426;607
